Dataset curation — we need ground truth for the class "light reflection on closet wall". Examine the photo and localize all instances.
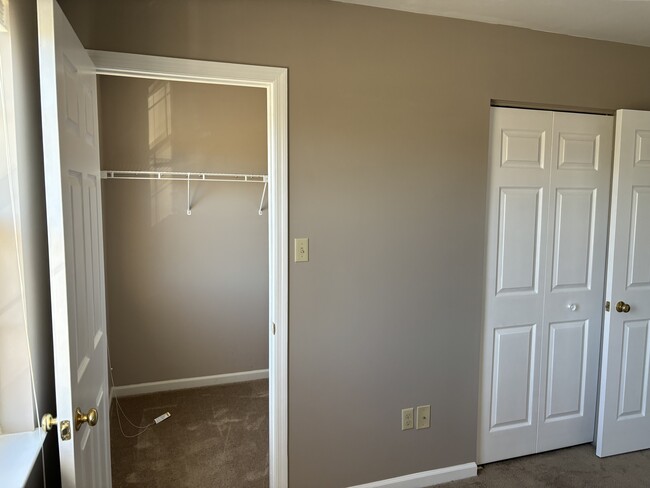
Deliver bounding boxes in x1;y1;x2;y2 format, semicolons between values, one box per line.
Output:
148;80;173;225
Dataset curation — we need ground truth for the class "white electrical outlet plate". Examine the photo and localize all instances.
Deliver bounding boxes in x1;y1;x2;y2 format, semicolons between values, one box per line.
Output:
416;405;430;429
402;407;414;430
295;238;309;262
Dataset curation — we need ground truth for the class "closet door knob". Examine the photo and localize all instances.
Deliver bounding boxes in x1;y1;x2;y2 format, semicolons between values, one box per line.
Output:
75;407;98;431
568;303;578;312
615;301;631;313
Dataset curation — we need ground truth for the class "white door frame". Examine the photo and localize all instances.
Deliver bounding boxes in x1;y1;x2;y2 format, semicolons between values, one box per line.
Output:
87;50;289;487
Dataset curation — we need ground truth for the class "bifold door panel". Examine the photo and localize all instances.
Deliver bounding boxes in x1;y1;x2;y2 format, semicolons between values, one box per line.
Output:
537;112;612;453
479;108;613;464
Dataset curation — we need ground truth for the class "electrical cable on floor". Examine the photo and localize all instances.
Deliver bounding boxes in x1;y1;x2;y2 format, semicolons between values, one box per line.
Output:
107;345;157;438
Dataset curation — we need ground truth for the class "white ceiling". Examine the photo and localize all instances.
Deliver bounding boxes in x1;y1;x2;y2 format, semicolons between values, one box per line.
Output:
334;0;650;48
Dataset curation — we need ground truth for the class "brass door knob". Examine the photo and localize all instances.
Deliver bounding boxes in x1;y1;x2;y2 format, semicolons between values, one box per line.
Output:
75;407;98;431
41;413;57;432
615;301;631;313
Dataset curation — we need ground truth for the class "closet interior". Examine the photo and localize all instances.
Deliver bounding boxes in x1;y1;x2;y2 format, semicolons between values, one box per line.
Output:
97;75;270;487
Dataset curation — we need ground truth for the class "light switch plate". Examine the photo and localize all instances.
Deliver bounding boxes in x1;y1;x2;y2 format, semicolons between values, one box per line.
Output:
295;238;309;262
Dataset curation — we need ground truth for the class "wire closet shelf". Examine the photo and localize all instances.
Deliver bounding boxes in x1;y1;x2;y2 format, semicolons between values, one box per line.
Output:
101;170;268;216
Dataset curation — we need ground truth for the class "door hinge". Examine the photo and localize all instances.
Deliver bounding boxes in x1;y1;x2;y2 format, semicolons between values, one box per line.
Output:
272;322;276;335
605;300;610;312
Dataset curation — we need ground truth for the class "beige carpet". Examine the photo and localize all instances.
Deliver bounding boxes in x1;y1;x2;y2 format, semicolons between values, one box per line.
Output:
110;380;269;488
111;383;650;488
441;444;650;488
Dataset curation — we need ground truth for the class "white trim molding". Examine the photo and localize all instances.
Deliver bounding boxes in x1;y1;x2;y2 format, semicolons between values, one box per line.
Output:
348;463;477;488
88;51;289;488
111;369;269;398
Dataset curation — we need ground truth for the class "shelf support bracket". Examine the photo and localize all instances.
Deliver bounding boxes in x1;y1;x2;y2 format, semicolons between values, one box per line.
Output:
258;181;268;216
187;174;192;216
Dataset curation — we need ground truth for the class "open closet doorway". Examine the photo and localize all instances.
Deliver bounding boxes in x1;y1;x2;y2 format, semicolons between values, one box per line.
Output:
91;52;288;487
99;74;272;485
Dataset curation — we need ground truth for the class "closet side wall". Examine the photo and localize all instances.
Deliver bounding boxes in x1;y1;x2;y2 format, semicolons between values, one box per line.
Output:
98;77;269;386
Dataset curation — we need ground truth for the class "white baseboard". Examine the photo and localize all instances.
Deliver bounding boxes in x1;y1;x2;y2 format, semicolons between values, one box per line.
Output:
348;462;477;488
111;369;269;398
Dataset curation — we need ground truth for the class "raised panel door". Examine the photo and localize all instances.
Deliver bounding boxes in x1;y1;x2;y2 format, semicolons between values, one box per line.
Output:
479;108;551;463
480;108;613;463
537;112;613;452
597;110;650;457
38;1;111;485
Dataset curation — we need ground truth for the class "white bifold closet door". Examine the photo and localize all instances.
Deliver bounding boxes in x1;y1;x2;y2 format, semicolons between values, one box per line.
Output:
479;107;613;464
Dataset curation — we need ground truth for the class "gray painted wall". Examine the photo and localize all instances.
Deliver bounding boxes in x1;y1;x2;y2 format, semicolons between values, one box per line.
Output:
98;77;269;386
10;0;59;486
47;0;650;486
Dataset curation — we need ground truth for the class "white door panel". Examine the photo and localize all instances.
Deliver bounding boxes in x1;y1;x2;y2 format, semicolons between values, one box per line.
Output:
38;0;111;485
549;188;596;290
627;188;650;288
618;320;650;418
544;320;588;420
496;188;543;295
480;108;613;463
537;112;612;453
500;129;547;169
597;110;650;457
479;108;551;463
490;324;537;430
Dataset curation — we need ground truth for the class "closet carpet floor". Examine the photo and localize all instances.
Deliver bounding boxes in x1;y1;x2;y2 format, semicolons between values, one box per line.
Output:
110;379;269;488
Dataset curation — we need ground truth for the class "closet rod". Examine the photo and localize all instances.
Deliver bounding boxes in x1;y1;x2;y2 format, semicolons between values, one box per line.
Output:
101;170;267;183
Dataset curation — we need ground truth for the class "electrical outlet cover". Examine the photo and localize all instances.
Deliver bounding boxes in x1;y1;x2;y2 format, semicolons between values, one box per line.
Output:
402;407;414;430
416;405;430;429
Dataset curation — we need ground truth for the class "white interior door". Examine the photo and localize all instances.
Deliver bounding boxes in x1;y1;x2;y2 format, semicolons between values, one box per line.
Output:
596;109;650;457
37;1;111;486
479;107;613;464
